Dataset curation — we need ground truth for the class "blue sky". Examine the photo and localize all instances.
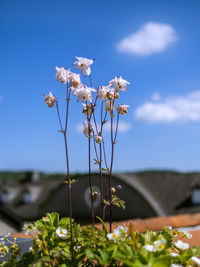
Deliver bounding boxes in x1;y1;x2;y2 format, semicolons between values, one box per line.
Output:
1;0;200;173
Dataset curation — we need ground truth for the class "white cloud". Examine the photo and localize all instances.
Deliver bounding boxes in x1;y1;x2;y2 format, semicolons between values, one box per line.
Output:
117;22;177;55
104;121;132;133
151;93;161;101
134;91;200;123
76;121;132;133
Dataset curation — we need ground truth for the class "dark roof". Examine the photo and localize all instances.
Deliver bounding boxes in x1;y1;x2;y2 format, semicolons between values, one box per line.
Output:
114;171;200;216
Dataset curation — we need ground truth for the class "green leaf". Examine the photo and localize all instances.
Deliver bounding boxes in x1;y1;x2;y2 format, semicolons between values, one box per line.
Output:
96;216;108;234
152;256;171;267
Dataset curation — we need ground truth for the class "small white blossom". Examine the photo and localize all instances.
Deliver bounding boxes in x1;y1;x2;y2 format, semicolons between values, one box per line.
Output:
109;76;130;91
83;122;94;136
107;226;127;241
56;66;70;84
56;227;67;239
153;238;166;251
29;247;33;251
174;240;189;250
117;104;130;115
143;244;154;252
73;56;94;76
171;252;178;257
95;135;102;144
72;85;96;103
4;233;10;239
165;226;173;231
105;101;114;112
191;256;200;265
69;72;81;88
116;226;128;234
171;264;183;267
44;92;57;108
182;231;192;239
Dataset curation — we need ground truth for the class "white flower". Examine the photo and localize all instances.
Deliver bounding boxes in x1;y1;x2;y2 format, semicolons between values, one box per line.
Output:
116;226;128;234
4;232;10;239
165;226;173;231
83;122;94;136
182;231;192;239
153;238;166;251
109;76;130;91
170;252;178;257
171;264;183;267
105;101;114;112
191;256;200;265
117;104;130;115
44;92;57;108
107;226;127;241
73;56;94;76
69;72;81;88
143;244;154;252
56;227;67;239
29;247;33;251
97;85;111;101
72;85;96;103
174;240;189;250
95;135;102;144
56;66;70;84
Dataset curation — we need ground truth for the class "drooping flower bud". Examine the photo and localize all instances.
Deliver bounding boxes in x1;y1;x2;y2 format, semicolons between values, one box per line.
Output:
44;92;57;108
114;92;119;99
83;122;94;136
107;89;115;100
82;103;93;116
69;72;81;88
95;135;102;144
105;101;114;112
111;187;116;193
117;104;130;115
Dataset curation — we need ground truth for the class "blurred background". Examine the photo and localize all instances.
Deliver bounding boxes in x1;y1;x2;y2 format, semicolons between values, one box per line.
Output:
0;0;200;234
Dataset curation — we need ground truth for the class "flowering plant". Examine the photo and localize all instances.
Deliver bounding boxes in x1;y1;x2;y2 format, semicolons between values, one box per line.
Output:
44;56;129;236
1;213;200;266
1;57;200;266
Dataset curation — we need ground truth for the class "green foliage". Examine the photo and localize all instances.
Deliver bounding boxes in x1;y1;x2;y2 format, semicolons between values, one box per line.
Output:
1;212;200;266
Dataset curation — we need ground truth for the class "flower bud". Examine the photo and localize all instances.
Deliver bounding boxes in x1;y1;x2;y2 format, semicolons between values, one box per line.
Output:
117;104;130;115
114;92;119;99
105;101;114;112
83;122;94;136
117;185;122;190
69;72;81;88
82;103;93;115
107;89;115;100
44;92;57;108
95;135;102;144
111;187;116;193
